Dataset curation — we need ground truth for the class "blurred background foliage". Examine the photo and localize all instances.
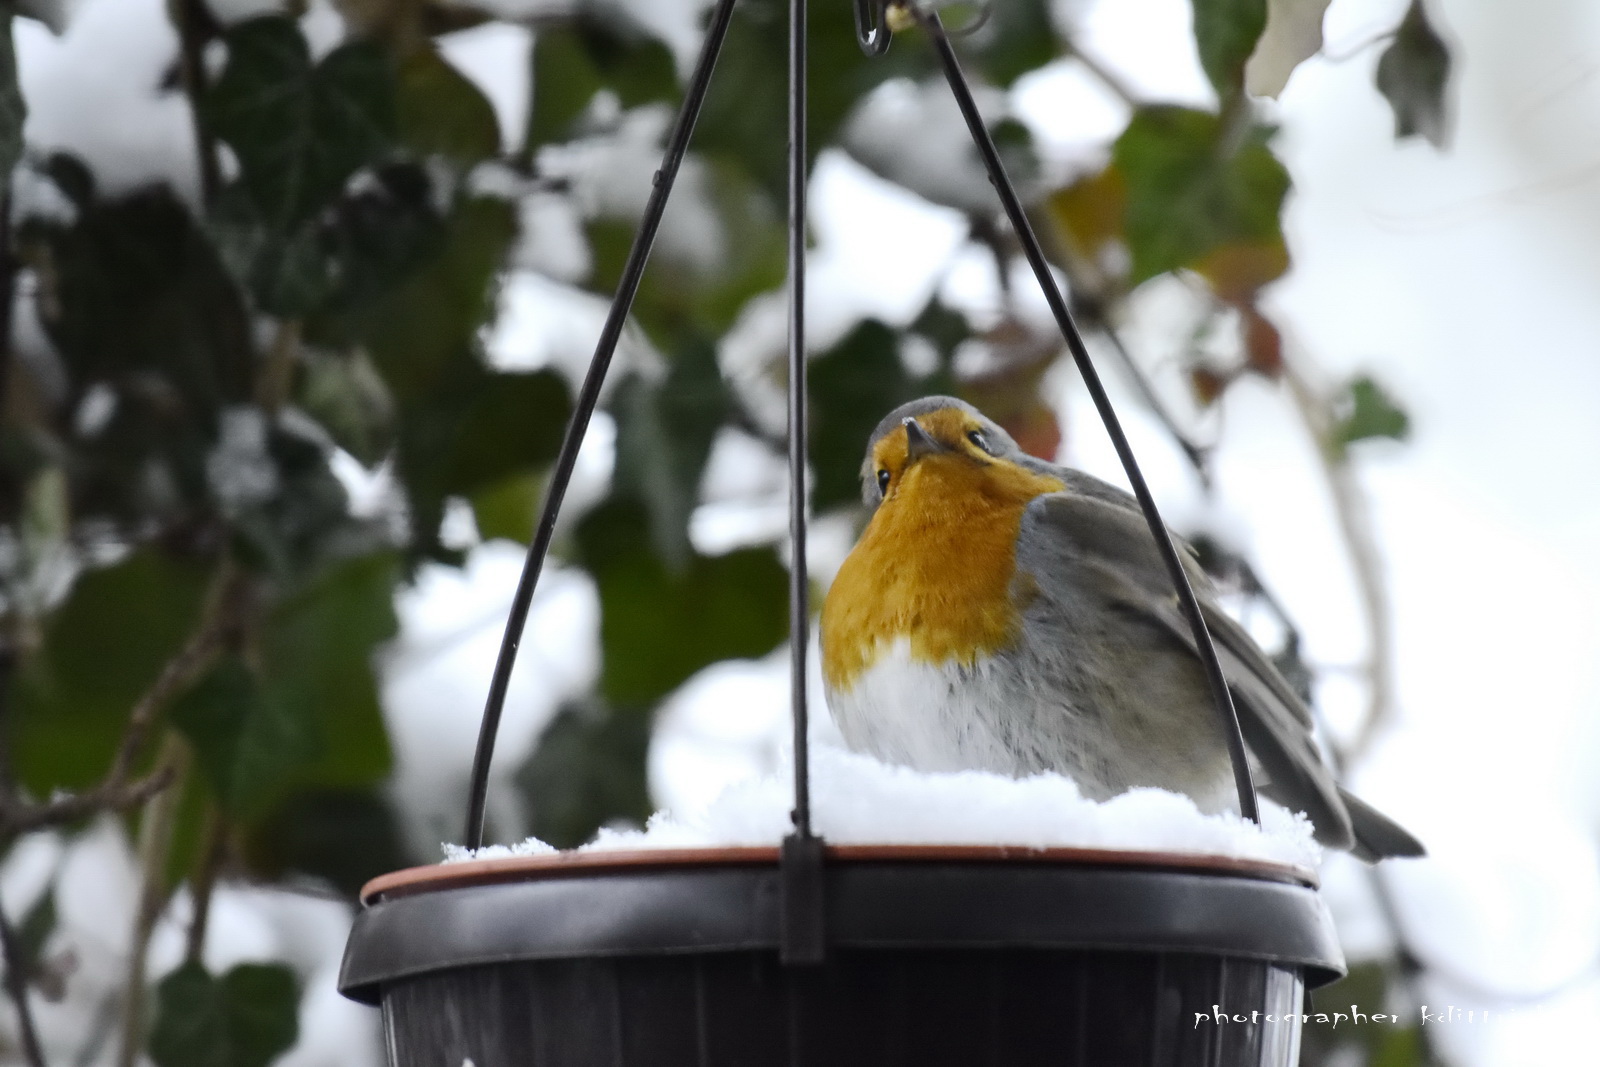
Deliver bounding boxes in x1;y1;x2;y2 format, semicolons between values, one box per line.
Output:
0;0;1455;1064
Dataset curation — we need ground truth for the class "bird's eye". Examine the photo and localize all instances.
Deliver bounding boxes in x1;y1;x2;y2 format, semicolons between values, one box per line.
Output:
877;469;891;495
967;429;990;453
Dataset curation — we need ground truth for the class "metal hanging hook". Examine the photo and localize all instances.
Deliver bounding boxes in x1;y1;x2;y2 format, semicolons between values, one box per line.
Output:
853;0;893;56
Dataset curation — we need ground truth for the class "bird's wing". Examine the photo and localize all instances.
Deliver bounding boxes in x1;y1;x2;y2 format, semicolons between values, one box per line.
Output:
1023;487;1354;847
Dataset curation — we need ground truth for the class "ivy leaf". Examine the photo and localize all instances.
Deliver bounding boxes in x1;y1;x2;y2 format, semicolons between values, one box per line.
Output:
0;10;27;183
149;962;299;1067
514;697;653;849
578;499;788;706
610;342;732;569
9;551;211;796
170;658;322;823
245;788;413;898
27;187;255;523
525;17;679;153
339;195;516;404
171;553;398;823
207;16;395;227
1190;0;1269;96
1333;375;1410;453
297;350;397;468
391;366;569;560
469;472;544;544
397;46;500;166
1376;0;1452;149
442;370;571;496
255;552;398;795
1048;165;1128;271
1112;106;1290;285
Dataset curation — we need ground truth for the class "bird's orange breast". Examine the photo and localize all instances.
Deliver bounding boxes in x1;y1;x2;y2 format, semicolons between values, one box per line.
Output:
821;453;1064;692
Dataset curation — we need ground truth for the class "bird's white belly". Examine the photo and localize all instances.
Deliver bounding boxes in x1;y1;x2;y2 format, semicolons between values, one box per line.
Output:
824;638;1021;775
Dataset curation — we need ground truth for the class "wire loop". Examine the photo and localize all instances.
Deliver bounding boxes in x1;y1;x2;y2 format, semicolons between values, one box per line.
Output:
853;0;893;56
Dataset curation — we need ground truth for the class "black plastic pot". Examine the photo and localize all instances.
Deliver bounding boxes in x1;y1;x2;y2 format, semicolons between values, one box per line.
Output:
340;846;1344;1066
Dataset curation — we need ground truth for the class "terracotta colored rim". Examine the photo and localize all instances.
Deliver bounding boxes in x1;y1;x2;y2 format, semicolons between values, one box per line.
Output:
360;844;1317;904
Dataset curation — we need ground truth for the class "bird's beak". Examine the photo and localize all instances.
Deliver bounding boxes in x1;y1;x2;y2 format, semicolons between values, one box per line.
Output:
902;418;944;463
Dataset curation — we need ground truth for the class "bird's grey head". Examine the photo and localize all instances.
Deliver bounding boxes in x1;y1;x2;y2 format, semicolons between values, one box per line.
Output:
858;396;1023;509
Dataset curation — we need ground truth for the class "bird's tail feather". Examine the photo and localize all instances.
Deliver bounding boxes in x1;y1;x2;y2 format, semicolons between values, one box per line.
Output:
1340;788;1426;864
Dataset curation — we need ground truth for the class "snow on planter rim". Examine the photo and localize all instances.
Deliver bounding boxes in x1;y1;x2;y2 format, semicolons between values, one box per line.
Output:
445;745;1322;870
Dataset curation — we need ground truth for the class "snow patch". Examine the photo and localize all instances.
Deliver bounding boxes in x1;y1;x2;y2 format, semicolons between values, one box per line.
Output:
446;743;1321;868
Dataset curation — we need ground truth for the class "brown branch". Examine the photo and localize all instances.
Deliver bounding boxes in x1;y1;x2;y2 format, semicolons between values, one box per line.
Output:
184;808;227;965
0;895;48;1067
1061;37;1141;108
1088;311;1214;485
0;565;249;835
115;736;189;1067
256;318;302;416
1282;356;1395;759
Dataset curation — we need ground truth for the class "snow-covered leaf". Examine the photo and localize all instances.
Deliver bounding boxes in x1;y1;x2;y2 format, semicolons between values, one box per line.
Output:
1244;0;1331;98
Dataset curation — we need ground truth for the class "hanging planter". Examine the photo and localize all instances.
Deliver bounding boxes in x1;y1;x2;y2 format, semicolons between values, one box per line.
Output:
340;846;1341;1067
341;3;1353;1064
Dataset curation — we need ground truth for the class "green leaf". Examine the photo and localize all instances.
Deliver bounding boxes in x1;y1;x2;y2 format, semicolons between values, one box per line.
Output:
610;342;732;568
809;319;951;511
1112;106;1290;285
297;350;397;467
171;554;399;824
443;370;571;495
1190;0;1269;95
149;962;299;1067
470;471;544;544
525;18;679;153
391;365;569;561
206;16;395;227
514;697;653;849
9;551;211;796
254;552;399;794
397;47;500;166
169;658;322;823
245;788;413;898
26;186;255;523
321;163;449;314
343;195;517;403
578;499;789;706
0;11;28;183
1333;375;1410;453
1376;1;1452;148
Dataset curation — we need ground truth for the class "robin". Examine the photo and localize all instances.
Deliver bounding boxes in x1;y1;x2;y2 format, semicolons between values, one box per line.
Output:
820;396;1423;862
